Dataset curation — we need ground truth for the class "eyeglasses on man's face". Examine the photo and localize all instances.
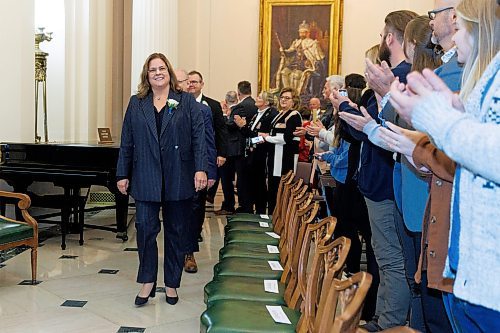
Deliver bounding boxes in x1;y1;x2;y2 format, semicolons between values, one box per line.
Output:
188;80;201;85
148;66;168;74
428;7;453;20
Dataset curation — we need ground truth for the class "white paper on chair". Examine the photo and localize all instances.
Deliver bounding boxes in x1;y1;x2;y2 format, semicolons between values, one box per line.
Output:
260;214;270;219
265;232;280;239
266;305;292;324
268;261;283;271
264;280;279;293
259;222;270;228
267;245;280;254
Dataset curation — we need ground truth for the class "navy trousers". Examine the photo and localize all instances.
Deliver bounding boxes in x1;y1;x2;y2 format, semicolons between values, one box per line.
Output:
135;199;192;288
420;272;453;332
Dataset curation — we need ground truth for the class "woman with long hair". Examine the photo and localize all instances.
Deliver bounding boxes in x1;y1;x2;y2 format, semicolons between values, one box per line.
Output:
387;0;500;330
117;53;207;307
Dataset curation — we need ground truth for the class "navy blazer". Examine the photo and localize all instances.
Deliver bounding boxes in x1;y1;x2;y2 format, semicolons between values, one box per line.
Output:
198;101;217;180
116;90;207;202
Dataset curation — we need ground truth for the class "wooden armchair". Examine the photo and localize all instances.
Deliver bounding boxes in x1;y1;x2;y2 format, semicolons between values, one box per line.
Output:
0;190;38;283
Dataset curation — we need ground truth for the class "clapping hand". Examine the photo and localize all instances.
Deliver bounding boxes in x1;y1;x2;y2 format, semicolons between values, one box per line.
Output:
234;115;246;128
293;126;307;137
339;106;373;132
306;120;325;137
390;69;464;125
330;89;354;111
365;59;395;97
377;122;426;157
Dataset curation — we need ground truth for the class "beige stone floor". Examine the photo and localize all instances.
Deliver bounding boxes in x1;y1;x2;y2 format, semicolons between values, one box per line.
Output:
0;192;226;333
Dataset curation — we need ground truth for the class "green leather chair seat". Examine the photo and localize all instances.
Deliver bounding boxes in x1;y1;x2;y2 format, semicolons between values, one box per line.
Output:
200;299;300;333
204;275;286;307
214;257;283;280
225;231;280;246
227;213;272;223
219;243;280;261
0;218;33;244
225;221;274;234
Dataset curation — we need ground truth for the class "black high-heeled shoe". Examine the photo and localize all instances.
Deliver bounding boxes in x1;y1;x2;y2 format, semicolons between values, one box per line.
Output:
165;288;178;305
134;282;157;307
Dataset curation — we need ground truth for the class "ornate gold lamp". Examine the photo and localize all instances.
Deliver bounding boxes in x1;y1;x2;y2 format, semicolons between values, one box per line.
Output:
34;27;52;143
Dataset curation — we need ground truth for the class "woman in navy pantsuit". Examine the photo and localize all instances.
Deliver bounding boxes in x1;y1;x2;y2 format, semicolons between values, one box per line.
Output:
116;53;207;306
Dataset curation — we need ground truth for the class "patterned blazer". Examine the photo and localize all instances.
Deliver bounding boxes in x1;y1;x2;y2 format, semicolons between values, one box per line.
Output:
117;90;206;202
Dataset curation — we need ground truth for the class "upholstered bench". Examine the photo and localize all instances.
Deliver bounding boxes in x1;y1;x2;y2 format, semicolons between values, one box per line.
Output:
0;191;38;283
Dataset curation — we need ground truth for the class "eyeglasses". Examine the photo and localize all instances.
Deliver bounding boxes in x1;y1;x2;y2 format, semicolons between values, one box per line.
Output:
428;7;453;20
279;96;292;100
148;67;168;74
188;80;201;85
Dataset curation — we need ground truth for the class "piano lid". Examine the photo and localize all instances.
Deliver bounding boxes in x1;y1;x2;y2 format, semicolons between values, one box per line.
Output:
1;141;120;170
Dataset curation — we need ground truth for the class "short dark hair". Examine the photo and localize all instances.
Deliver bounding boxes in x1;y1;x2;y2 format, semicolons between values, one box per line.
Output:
237;81;252;95
345;73;366;90
385;10;419;43
188;70;203;82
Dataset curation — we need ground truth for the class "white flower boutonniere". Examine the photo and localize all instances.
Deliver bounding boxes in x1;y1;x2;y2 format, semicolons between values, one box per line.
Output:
167;99;179;114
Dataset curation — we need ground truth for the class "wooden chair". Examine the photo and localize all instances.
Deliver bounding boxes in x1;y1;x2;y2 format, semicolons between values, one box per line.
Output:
204;205;329;308
0;191;38;283
316;271;373;333
213;194;317;281
201;233;351;333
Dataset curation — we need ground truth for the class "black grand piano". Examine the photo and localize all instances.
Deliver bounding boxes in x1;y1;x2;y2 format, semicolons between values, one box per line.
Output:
0;142;130;249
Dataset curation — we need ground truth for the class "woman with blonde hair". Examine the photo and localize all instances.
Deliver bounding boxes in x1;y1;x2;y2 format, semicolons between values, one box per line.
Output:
388;0;500;330
235;90;278;214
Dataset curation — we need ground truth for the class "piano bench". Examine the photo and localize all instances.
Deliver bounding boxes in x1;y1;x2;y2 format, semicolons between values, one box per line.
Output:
0;191;39;283
31;194;86;250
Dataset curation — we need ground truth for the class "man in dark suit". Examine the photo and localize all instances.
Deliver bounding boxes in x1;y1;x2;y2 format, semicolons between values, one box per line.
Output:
175;69;217;274
188;71;228;206
215;91;243;214
231;81;258;213
235;90;278;213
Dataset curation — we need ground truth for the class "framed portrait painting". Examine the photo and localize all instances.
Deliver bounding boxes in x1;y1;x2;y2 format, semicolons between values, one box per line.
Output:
258;0;344;102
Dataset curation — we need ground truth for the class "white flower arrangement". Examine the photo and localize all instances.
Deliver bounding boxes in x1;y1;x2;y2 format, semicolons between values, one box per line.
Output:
167;99;179;114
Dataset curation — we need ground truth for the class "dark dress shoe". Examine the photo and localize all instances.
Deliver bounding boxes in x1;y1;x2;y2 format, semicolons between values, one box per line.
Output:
134;282;156;307
165;289;178;305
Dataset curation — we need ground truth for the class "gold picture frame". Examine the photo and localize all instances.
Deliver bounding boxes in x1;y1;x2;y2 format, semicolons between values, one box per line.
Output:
258;0;343;102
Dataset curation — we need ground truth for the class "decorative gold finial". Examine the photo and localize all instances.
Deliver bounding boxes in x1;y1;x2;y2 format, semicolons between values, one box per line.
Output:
34;27;53;143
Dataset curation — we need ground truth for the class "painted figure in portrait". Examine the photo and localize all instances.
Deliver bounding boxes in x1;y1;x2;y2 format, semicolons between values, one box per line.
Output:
273;19;327;98
259;1;343;104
